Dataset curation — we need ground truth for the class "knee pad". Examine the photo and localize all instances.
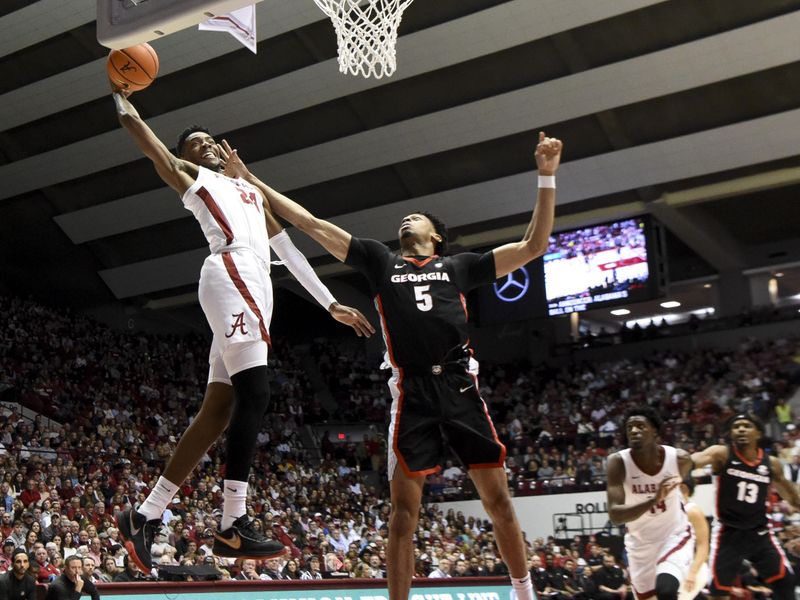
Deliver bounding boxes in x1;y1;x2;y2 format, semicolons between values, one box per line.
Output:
655;573;680;600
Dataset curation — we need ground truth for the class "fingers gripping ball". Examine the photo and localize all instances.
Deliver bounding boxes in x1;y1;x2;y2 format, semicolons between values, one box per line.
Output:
107;43;159;92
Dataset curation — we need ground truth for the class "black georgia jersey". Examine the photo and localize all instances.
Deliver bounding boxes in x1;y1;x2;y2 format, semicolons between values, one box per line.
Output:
716;447;771;529
345;237;496;370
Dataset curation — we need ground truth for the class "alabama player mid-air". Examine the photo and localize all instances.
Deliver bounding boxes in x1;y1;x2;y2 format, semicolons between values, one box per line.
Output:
692;413;800;600
607;406;694;600
109;89;373;572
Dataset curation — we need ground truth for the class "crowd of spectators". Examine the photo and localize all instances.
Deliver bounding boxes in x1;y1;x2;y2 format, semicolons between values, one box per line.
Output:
2;294;800;594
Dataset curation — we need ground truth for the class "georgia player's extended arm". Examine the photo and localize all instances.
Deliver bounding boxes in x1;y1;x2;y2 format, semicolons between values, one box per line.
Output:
491;132;561;279
690;445;728;473
607;453;680;525
112;91;196;194
770;456;800;510
218;140;351;261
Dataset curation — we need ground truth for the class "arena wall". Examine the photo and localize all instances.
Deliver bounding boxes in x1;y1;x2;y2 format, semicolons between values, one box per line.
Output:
437;483;716;540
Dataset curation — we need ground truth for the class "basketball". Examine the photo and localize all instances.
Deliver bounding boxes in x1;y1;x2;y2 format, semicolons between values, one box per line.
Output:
107;43;159;92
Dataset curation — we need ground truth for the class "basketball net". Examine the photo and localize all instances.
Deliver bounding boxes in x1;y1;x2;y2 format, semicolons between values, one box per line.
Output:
313;0;414;79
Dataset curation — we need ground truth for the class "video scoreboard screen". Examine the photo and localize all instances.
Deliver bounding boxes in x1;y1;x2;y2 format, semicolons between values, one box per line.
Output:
544;217;658;316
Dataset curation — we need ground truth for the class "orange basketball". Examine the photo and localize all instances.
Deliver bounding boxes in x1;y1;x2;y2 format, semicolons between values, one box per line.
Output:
107;43;159;92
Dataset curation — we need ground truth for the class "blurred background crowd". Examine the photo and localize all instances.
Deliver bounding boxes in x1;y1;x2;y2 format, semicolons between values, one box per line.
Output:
2;294;800;596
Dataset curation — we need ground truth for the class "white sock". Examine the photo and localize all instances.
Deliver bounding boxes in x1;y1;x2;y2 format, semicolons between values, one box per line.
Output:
138;476;179;521
222;479;248;530
511;574;536;600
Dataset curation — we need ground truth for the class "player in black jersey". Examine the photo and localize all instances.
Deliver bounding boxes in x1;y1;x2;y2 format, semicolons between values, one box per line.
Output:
219;132;563;600
691;413;800;600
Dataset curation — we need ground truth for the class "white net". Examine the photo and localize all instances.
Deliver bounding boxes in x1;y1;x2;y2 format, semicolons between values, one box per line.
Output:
313;0;414;79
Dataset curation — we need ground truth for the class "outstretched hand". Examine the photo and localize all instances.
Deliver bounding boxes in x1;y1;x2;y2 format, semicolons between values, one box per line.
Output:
329;303;376;338
655;476;682;504
218;139;250;179
109;79;133;97
535;131;563;175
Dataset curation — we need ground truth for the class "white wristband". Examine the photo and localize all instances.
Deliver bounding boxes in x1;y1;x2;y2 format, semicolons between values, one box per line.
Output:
270;230;337;310
538;175;556;189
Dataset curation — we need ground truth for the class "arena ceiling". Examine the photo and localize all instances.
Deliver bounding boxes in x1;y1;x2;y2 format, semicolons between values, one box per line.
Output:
2;0;800;329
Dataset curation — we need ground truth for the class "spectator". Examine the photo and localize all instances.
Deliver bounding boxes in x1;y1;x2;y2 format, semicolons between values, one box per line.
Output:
561;557;588;600
235;559;262;580
8;522;25;548
365;554;384;579
442;461;464;481
1;539;15;573
113;556;145;582
284;559;301;579
530;555;548;594
591;554;629;600
33;546;59;583
1;549;37;600
783;453;800;484
428;557;452;578
98;557;118;583
300;556;323;580
45;555;84;600
80;557;100;600
453;559;470;577
262;557;286;580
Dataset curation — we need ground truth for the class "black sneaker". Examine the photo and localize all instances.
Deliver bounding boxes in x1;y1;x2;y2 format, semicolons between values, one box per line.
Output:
117;507;161;572
212;515;286;559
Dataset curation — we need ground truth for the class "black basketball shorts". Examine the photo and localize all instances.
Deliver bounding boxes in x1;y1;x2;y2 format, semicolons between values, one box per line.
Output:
386;367;506;479
708;524;792;595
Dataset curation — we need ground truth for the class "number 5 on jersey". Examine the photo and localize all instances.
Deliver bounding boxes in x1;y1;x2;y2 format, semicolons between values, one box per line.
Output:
414;285;433;312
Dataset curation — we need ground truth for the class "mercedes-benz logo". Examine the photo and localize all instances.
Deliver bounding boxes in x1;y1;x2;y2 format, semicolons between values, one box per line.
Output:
493;266;530;302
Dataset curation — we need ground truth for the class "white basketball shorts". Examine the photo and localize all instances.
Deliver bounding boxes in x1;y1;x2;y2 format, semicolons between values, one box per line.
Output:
627;526;695;599
198;249;273;385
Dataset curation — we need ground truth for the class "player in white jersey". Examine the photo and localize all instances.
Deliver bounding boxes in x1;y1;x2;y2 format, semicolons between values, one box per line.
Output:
607;406;694;600
677;477;709;600
109;89;374;572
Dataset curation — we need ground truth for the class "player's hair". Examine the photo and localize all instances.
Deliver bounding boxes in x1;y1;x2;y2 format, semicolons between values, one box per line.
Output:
414;210;448;255
682;475;695;497
725;412;764;435
623;405;663;432
176;125;212;156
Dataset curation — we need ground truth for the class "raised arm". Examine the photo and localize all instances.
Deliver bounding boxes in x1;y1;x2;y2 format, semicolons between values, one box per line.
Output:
606;453;680;525
256;184;373;337
770;456;800;510
111;89;196;194
492;132;561;278
218;141;351;261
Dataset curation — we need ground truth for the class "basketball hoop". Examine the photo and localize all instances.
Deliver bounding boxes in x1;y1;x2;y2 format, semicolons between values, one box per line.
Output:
313;0;414;79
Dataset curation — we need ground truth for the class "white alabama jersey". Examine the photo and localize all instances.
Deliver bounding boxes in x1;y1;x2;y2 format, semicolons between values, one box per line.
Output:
182;166;271;259
620;445;688;545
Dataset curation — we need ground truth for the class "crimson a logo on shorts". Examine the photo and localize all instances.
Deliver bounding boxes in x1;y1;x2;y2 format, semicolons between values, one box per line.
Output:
225;312;248;338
